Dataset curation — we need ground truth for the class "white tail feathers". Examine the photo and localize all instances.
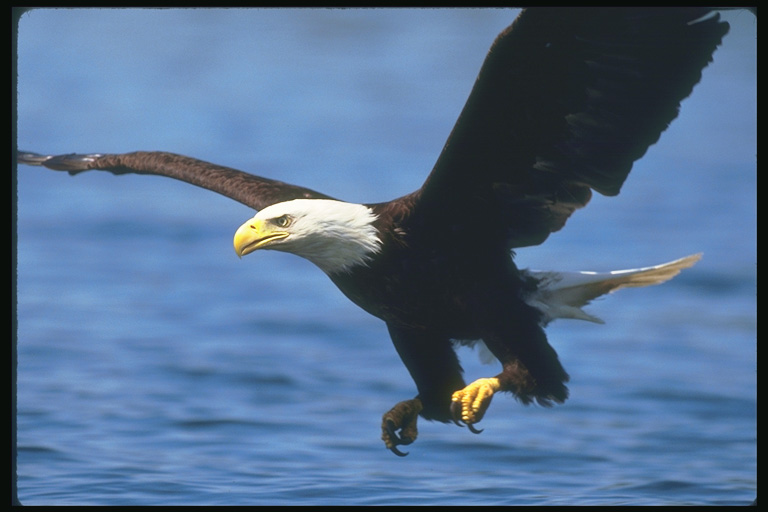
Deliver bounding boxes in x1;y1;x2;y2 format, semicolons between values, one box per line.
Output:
522;254;702;325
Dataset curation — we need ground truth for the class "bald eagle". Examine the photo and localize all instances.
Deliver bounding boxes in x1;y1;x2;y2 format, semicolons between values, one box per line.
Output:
18;8;729;456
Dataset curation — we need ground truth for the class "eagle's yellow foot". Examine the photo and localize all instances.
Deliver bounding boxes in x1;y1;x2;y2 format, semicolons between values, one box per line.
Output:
451;377;501;433
381;398;423;457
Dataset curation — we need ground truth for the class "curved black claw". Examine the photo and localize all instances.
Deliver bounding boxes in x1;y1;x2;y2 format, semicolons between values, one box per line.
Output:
467;423;484;435
391;446;408;457
385;420;410;457
450;400;463;426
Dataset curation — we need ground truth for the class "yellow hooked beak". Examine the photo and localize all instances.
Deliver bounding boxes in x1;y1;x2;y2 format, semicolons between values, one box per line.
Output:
233;218;289;258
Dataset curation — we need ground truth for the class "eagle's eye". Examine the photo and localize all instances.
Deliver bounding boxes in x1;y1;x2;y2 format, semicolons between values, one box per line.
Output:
274;214;292;228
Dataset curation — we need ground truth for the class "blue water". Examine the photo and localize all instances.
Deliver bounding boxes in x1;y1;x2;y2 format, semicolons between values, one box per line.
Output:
14;8;756;505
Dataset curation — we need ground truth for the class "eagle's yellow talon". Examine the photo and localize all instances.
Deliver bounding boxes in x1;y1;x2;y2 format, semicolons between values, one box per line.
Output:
451;377;501;428
381;398;423;456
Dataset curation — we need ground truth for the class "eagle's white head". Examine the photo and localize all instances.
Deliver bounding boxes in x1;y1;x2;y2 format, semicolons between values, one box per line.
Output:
233;199;381;275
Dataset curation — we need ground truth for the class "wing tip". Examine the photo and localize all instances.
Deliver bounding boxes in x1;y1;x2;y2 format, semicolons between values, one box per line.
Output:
16;150;103;172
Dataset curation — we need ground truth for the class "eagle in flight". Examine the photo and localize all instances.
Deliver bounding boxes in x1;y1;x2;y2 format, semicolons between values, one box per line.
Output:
18;8;729;456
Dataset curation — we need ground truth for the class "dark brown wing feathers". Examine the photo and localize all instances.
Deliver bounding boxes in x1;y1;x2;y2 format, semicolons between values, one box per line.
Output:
17;151;333;211
415;8;729;248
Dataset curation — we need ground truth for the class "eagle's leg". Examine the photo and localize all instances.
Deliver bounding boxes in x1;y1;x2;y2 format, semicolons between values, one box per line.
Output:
381;397;423;457
450;377;500;433
450;337;569;431
382;324;466;455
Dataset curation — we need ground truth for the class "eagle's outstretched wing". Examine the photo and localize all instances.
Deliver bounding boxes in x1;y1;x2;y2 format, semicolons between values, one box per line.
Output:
17;150;333;212
413;8;729;249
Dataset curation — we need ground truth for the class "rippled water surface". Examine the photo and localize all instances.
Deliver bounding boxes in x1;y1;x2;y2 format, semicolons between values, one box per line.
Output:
15;8;756;505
